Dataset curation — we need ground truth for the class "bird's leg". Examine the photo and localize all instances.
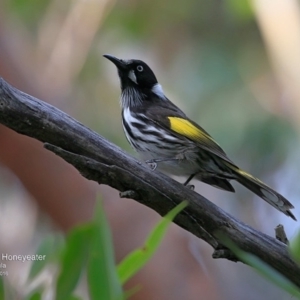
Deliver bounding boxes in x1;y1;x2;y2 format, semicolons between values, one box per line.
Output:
183;173;196;185
145;151;188;170
145;158;179;170
146;159;197;191
184;173;197;190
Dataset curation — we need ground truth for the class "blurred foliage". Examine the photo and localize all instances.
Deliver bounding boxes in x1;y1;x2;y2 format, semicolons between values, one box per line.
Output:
0;277;4;300
0;199;186;299
29;235;65;280
222;237;300;298
290;230;300;266
117;201;188;285
224;0;254;22
6;0;49;27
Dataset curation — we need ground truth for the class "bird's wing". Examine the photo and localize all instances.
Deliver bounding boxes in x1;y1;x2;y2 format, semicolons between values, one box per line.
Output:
140;100;237;166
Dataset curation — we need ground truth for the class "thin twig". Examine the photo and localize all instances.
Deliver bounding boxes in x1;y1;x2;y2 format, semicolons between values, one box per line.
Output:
275;224;289;245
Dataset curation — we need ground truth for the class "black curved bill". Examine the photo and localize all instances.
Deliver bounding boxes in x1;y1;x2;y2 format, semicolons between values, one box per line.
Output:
103;54;127;70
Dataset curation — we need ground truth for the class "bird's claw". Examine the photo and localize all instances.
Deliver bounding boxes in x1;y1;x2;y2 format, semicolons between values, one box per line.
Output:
145;160;157;170
186;184;195;191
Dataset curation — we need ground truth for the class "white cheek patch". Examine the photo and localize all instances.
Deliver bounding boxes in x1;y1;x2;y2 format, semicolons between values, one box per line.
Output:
152;83;166;100
128;70;137;84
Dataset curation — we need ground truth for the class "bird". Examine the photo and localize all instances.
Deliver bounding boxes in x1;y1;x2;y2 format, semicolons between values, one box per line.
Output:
103;54;296;220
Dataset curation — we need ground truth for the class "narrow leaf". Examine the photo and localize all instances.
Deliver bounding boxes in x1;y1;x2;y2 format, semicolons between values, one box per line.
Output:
290;230;300;265
55;225;92;300
0;277;4;300
26;290;42;300
87;198;123;300
67;296;83;300
117;201;187;284
222;237;300;298
29;234;64;280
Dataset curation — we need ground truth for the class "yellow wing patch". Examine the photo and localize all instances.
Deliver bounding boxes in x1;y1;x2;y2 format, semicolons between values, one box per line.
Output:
168;117;215;144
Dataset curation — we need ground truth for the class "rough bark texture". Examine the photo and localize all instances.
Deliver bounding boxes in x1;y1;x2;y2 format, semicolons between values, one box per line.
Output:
0;78;299;286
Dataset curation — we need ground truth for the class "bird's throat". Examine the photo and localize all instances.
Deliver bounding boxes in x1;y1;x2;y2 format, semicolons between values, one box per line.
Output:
120;87;145;108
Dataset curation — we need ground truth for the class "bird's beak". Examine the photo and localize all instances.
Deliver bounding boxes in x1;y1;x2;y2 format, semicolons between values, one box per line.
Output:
103;54;127;70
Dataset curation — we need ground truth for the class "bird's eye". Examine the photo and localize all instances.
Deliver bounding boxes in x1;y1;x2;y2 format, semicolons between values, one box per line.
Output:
137;65;143;72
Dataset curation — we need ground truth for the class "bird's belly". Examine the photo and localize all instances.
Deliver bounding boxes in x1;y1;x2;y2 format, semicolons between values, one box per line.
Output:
137;143;233;179
123;124;229;177
137;146;201;177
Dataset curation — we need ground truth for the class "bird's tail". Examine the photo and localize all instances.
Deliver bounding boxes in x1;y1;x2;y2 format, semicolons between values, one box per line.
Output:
231;167;296;220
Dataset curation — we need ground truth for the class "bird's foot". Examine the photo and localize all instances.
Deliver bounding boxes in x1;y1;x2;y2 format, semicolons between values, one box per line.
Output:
145;159;157;170
186;184;195;191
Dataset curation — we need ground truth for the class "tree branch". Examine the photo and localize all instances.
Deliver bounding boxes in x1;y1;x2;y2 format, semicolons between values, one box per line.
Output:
0;78;299;286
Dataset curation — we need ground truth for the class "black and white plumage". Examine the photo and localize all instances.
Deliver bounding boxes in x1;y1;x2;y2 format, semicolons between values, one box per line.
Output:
104;54;296;220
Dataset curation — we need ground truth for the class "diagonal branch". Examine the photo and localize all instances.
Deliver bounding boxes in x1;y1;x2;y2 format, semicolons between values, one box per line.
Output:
43;143;219;250
0;78;299;286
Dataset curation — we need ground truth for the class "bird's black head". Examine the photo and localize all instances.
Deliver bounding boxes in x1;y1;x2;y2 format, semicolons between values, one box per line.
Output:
104;54;159;91
104;54;167;108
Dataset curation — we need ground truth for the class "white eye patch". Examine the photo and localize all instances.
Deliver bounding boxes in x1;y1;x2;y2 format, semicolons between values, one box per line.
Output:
128;70;137;84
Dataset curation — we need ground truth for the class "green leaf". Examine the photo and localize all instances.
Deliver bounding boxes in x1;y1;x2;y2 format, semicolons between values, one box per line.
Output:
29;234;65;280
55;225;92;300
0;277;4;300
290;230;300;265
123;285;141;300
67;296;83;300
225;0;254;22
26;290;42;300
221;237;300;298
87;198;123;300
117;201;188;285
